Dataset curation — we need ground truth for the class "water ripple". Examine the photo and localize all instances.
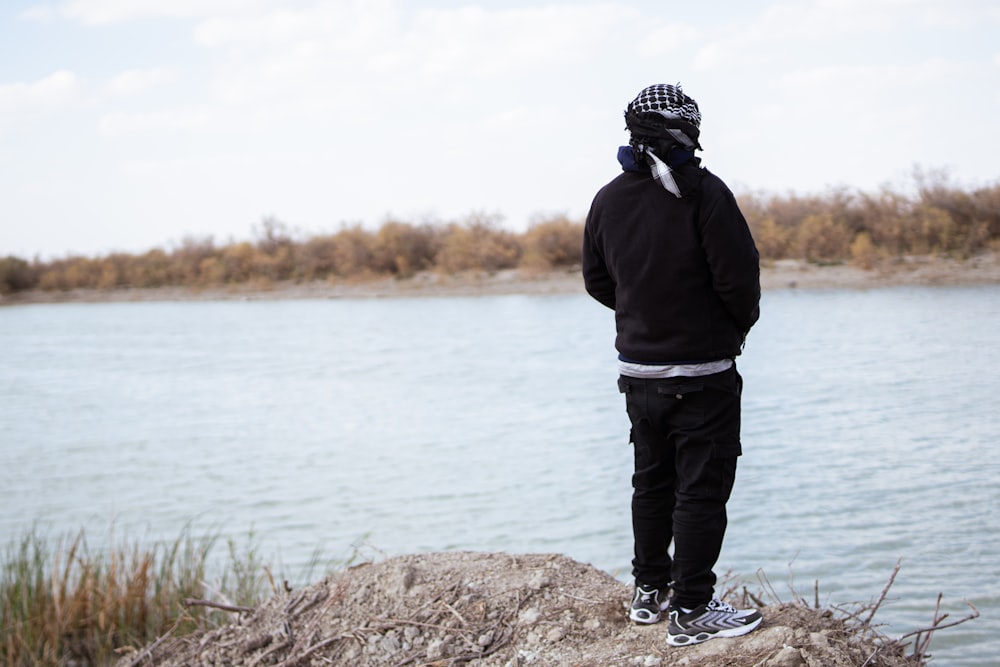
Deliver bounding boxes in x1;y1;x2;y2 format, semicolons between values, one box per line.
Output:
1;288;998;665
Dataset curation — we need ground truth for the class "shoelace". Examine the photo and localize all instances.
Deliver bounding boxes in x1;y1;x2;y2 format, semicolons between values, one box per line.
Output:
706;599;737;613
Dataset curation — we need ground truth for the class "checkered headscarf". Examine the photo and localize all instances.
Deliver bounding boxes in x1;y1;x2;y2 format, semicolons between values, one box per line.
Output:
624;83;702;198
627;83;701;128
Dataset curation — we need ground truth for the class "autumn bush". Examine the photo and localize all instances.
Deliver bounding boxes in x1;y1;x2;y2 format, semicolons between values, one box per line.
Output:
325;225;376;279
170;236;217;285
519;215;584;271
3;172;998;296
0;256;38;294
294;234;341;282
371;221;441;277
740;172;1000;268
435;213;521;273
250;217;297;283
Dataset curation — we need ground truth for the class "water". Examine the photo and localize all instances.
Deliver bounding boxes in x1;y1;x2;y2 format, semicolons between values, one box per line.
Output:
1;286;998;665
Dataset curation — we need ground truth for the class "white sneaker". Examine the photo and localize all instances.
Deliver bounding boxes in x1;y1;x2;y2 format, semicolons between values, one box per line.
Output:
666;598;763;646
629;583;671;624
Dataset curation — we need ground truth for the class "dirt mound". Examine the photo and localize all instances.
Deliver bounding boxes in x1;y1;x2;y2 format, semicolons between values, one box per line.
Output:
118;552;918;667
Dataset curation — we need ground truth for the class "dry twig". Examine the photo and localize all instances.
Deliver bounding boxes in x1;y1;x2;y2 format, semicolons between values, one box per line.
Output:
785;552;807;606
275;633;354;667
862;558;902;627
184;597;256;614
898;596;980;661
557;589;600;604
755;568;783;605
125;614;186;667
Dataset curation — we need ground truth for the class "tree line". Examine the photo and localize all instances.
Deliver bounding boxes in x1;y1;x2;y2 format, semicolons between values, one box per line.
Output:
2;172;998;295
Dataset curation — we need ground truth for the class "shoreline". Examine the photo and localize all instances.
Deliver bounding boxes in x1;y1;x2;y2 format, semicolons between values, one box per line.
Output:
3;253;998;306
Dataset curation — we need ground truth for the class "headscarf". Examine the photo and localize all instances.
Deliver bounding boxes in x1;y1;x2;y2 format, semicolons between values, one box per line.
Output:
624;83;702;197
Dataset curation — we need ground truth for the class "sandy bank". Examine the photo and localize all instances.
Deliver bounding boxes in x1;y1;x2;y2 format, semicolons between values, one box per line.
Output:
3;253;998;306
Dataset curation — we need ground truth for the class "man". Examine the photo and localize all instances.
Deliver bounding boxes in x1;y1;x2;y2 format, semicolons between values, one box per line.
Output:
582;83;763;646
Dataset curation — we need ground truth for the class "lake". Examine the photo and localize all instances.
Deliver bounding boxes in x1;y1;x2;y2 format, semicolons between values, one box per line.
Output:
1;285;998;665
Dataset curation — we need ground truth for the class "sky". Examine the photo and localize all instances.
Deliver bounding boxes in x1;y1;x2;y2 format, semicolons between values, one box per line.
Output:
2;0;999;259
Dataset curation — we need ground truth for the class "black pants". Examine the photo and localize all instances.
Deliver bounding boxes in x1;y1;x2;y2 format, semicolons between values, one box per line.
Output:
618;366;742;609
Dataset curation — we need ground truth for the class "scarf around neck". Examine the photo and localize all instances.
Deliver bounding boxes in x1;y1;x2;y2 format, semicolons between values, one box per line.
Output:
617;144;698;197
624;83;703;198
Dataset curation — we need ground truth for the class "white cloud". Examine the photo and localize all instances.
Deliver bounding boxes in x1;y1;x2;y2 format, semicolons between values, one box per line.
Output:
182;2;634;124
19;5;55;21
8;0;999;257
194;2;622;74
765;59;968;135
910;1;1000;28
106;67;177;95
99;108;211;136
639;23;702;56
693;3;861;71
21;0;645;132
0;70;80;109
192;5;353;48
403;5;624;77
24;0;275;25
814;0;998;27
780;59;964;89
692;43;732;71
692;0;1000;71
482;107;531;129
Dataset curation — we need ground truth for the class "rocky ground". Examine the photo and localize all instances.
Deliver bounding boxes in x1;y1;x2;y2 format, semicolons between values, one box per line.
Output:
116;552;921;667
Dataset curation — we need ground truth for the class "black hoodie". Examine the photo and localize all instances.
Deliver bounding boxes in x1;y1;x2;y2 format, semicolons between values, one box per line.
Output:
582;155;760;363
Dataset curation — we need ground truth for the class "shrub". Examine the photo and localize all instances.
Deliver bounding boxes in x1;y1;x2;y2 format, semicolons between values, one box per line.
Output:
169;236;218;285
131;248;173;288
971;182;1000;240
253;217;296;281
371;221;441;277
858;188;912;257
794;213;852;263
850;231;879;269
436;213;521;273
95;253;127;289
295;235;340;281
747;216;792;261
329;225;376;278
519;215;583;270
218;242;257;284
0;256;38;294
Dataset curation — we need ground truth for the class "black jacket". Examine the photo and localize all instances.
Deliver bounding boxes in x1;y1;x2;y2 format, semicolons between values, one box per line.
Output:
582;161;760;363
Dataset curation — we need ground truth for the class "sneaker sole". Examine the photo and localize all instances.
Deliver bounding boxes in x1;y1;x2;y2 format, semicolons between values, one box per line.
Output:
666;615;763;646
629;608;663;624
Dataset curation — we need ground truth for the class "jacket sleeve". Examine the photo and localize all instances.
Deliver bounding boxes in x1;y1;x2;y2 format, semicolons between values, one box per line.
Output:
582;206;616;310
698;181;761;333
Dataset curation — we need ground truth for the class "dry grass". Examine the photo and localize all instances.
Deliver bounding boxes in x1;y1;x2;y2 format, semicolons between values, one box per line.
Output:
0;526;287;667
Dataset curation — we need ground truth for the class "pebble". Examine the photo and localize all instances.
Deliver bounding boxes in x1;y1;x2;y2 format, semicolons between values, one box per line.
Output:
545;627;566;642
519;607;541;624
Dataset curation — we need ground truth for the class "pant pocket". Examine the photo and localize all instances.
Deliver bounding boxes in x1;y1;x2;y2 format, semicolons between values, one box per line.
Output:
712;438;742;458
655;381;706;431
